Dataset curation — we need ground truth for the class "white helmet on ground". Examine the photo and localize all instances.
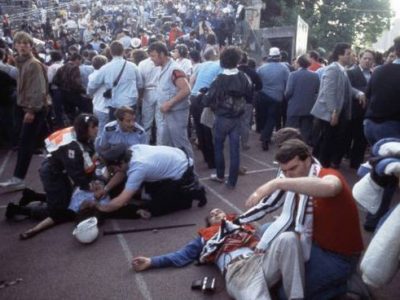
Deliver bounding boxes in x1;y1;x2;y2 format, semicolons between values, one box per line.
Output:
72;217;99;244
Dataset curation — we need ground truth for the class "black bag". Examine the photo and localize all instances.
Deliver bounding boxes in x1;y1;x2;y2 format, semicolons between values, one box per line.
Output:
103;61;127;99
103;88;112;99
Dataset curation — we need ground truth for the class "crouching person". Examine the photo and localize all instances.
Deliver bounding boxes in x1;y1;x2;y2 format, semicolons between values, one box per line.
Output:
5;114;99;239
96;144;207;217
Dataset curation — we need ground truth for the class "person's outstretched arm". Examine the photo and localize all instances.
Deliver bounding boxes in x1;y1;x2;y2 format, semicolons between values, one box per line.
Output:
132;237;204;271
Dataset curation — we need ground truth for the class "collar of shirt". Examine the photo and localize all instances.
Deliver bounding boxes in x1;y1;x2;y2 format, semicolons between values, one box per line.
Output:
333;61;345;72
393;58;400;64
222;68;239;75
112;56;124;62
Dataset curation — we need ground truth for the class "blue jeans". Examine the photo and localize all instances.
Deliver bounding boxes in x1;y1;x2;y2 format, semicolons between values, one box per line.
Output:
214;115;241;187
305;244;358;300
259;93;280;143
94;110;109;135
363;119;400;145
363;119;400;230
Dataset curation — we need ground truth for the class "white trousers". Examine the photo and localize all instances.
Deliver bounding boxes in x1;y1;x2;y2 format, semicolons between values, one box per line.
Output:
225;232;305;300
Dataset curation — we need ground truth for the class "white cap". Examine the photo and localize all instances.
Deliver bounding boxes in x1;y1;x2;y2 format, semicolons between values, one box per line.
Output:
130;37;141;49
72;217;99;244
269;47;280;57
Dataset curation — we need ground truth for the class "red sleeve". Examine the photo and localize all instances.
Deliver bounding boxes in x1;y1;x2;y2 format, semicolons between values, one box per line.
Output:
172;69;186;85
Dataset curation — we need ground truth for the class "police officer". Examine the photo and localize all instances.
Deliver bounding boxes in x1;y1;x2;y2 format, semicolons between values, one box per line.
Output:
97;144;207;217
6;114;99;240
95;106;146;155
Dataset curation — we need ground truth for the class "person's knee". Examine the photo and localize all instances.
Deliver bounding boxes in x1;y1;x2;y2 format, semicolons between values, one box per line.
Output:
276;231;298;246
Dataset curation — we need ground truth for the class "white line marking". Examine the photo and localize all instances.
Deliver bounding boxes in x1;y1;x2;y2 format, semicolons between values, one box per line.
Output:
200;181;243;214
198;167;277;181
111;220;152;300
0;151;12;177
0;205;6;209
241;152;274;168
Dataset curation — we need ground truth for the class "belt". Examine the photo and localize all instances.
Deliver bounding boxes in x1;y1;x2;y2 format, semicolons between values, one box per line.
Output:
223;253;252;277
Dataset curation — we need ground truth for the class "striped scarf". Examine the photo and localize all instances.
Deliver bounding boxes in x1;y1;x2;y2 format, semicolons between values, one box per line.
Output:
235;161;321;261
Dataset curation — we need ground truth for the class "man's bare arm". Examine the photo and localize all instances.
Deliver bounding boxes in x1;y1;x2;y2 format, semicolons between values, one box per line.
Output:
246;175;342;208
98;189;136;212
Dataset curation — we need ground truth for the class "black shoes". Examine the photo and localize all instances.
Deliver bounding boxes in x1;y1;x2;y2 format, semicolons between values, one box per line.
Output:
196;187;207;207
19;188;46;207
5;203;19;219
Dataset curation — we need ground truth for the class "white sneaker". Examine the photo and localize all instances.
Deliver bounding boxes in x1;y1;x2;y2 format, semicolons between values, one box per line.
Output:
0;177;26;191
210;174;224;183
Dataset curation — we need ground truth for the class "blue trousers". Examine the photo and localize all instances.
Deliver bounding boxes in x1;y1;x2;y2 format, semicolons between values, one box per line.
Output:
214;115;241;187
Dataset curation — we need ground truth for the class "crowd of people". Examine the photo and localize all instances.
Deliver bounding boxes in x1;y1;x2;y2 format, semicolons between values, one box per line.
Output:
1;0;400;299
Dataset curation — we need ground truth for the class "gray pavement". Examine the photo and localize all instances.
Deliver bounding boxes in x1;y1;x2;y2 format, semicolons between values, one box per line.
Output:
0;132;399;300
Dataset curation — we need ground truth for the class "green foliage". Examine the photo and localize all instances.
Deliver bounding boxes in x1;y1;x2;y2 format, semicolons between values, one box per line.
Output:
260;0;392;51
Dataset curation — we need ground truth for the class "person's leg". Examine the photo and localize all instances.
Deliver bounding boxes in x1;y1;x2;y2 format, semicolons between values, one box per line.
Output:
155;103;167;145
240;103;253;149
14;110;46;179
227;118;241;187
39;160;74;222
50;89;65;129
261;98;279;147
141;90;157;143
203;126;215;168
165;109;194;159
214;116;228;180
108;106;117;122
305;243;358;300
78;95;93;114
314;120;334;168
93;110;109;135
349;117;367;169
331;116;348;167
300;116;314;146
225;255;271;300
262;232;305;299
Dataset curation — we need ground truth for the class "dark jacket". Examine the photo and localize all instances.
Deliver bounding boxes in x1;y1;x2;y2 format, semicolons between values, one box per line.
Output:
202;71;253;118
48;140;95;190
0;69;16;107
365;63;400;122
53;62;85;94
285;68;319;117
238;64;262;92
347;66;369;119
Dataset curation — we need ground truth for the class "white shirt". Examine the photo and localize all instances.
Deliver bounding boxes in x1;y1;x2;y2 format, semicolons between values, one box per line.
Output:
88;70;108;113
176;58;192;77
47;61;63;84
138;57;161;90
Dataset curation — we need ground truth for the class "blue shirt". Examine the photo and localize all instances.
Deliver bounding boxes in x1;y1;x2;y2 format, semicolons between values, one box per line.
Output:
95;120;146;153
257;62;289;101
125;145;192;191
87;56;143;108
79;64;94;89
68;188;110;213
191;60;222;95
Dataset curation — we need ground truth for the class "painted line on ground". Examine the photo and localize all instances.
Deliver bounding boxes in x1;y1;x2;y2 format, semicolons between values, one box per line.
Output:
0;151;12;177
111;220;153;300
198;167;277;181
241;152;275;168
0;205;6;209
200;181;243;214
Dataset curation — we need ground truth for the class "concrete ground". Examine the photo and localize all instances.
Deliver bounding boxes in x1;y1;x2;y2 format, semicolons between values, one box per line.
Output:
0;131;399;300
